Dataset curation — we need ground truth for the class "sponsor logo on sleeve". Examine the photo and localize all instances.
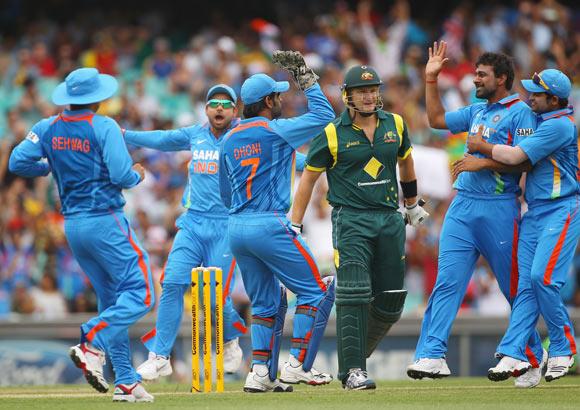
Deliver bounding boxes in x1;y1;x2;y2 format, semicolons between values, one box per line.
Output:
26;131;39;144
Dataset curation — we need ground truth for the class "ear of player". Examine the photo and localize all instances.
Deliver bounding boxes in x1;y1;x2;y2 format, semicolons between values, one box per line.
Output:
272;50;319;90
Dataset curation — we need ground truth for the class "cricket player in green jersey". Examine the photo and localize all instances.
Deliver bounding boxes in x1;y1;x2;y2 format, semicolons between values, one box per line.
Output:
291;65;429;390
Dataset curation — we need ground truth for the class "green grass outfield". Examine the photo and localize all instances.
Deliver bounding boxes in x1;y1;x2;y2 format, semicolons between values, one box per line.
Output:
1;378;580;409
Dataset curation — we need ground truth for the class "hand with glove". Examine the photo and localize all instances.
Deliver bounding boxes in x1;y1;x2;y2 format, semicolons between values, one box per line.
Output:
404;199;429;227
290;222;303;236
272;50;319;90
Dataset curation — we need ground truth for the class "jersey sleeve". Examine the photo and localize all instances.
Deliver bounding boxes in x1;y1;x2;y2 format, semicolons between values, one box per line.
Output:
444;105;475;134
269;83;336;150
295;151;306;172
518;119;574;165
8;119;51;177
511;106;537;145
305;129;332;172
99;117;142;188
397;117;413;159
124;126;192;151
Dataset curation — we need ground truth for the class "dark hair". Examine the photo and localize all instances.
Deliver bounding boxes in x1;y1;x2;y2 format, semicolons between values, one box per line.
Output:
475;52;515;90
70;103;96;110
557;97;569;109
242;92;276;119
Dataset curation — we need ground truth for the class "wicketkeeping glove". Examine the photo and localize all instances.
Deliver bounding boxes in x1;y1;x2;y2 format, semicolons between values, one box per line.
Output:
404;199;429;227
272;50;319;90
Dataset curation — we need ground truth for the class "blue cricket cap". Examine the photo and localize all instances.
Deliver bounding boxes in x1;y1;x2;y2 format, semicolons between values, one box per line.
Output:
52;67;118;105
207;84;237;104
521;69;571;99
241;73;289;105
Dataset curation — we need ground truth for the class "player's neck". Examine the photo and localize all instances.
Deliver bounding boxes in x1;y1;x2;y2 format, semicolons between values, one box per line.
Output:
487;89;510;104
351;111;376;127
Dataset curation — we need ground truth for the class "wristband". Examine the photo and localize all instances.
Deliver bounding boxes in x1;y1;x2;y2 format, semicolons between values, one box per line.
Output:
426;79;437;84
291;222;303;234
400;180;418;199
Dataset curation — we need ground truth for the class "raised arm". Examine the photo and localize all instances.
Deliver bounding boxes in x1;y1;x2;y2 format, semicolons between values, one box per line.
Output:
425;41;450;129
9;122;51;178
100;117;142;189
270;51;335;149
123;127;191;152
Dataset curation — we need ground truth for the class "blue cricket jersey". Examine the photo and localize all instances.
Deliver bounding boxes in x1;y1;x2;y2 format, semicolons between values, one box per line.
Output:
517;107;579;204
219;83;335;214
125;120;307;215
9;109;141;217
445;94;536;195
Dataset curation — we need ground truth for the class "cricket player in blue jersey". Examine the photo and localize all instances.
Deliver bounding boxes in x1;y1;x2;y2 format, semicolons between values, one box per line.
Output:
9;67;155;402
219;51;336;392
123;84;250;379
455;69;578;386
407;42;544;387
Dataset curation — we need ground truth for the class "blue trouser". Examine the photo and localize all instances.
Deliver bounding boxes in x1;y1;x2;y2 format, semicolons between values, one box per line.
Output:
498;196;579;360
65;211;155;385
414;192;543;363
228;212;327;367
142;211;246;357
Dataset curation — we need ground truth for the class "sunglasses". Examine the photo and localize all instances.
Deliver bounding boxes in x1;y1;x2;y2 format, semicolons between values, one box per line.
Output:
207;99;234;109
532;72;550;92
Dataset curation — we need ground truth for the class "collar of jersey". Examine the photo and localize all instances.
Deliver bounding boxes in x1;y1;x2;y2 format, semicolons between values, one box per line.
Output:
339;109;387;126
539;106;574;121
496;93;520;106
62;108;94;118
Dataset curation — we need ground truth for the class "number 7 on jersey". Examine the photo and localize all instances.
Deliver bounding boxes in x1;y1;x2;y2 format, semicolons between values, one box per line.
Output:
241;157;260;199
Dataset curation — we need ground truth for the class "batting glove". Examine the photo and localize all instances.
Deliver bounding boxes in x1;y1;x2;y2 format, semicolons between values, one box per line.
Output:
291;222;303;235
272;50;319;90
404;199;429;227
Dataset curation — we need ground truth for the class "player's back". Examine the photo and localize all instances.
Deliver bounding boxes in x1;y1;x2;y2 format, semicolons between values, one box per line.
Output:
221;118;297;214
40;110;128;216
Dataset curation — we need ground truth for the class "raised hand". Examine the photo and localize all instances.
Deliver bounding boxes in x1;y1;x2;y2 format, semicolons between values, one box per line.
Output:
426;41;450;81
272;50;319;90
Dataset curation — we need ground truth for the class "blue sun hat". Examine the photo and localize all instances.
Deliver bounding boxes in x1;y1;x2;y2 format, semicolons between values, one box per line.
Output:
521;69;571;99
51;67;119;105
241;73;289;105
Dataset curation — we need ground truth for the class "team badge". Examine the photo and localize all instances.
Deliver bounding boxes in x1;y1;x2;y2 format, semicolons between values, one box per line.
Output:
492;115;501;123
361;72;374;80
383;131;396;143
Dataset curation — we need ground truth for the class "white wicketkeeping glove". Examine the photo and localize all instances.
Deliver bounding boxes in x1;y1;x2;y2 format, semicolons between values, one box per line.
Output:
404;199;429;227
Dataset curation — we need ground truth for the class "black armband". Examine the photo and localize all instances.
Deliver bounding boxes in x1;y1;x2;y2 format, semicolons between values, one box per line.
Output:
400;180;418;199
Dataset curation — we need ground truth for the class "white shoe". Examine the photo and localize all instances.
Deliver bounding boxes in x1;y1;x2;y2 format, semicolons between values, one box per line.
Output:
136;352;172;381
545;355;574;382
112;383;154;402
407;358;451;379
69;343;109;393
488;355;531;381
515;349;547;388
223;338;243;374
343;368;376;390
243;364;293;393
279;355;332;385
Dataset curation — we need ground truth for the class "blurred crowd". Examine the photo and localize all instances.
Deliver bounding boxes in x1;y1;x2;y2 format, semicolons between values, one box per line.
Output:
1;0;579;320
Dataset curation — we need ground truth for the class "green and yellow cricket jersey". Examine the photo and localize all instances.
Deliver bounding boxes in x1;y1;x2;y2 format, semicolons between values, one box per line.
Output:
305;109;412;210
